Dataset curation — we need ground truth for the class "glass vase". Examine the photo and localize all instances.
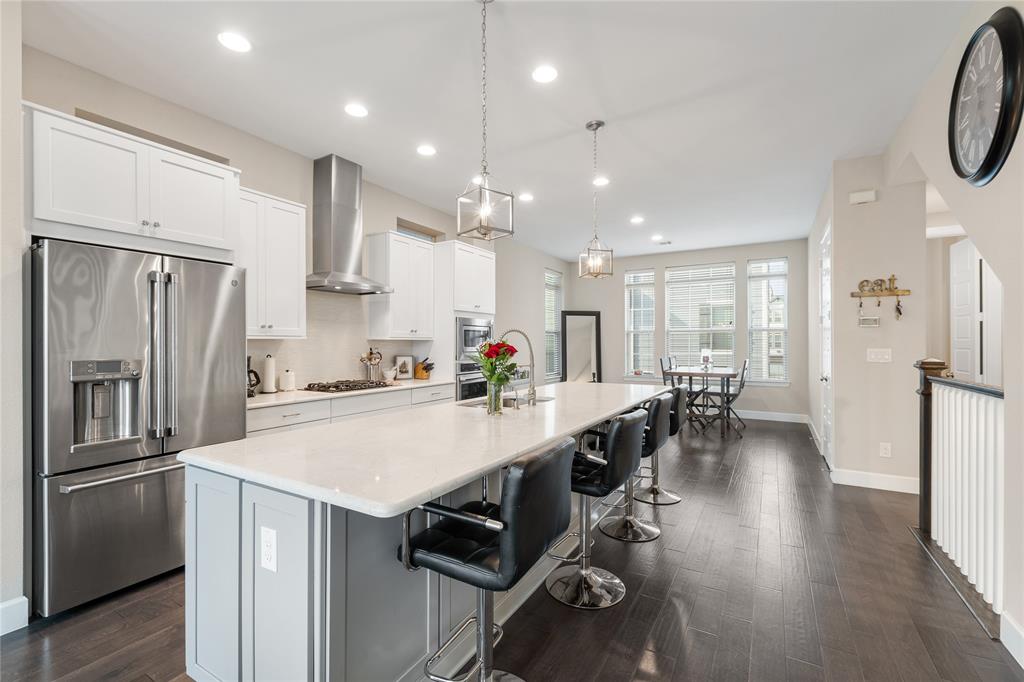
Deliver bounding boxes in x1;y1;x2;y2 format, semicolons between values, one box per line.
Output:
486;381;504;415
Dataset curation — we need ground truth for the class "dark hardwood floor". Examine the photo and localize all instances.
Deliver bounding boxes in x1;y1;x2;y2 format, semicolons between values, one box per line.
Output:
3;419;1021;681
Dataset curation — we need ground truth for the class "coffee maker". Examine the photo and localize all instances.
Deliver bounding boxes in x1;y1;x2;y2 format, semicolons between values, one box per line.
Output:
246;355;261;398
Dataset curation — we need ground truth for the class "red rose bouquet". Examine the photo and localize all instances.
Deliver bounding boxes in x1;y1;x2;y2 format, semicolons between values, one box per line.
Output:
475;340;518;386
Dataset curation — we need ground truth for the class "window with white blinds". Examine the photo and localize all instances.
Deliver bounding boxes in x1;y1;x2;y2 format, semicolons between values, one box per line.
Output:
544;269;564;378
665;263;736;367
624;270;656;376
747;258;788;382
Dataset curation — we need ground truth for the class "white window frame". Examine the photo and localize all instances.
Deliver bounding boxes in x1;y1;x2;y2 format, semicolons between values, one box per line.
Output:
665;262;736;368
747;257;789;384
544;269;564;380
624;269;656;378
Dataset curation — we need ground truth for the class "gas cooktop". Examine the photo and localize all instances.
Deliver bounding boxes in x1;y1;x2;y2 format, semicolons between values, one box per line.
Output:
305;379;392;393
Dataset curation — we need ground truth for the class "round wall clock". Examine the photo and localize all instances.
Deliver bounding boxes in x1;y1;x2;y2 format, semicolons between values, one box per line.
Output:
948;6;1024;187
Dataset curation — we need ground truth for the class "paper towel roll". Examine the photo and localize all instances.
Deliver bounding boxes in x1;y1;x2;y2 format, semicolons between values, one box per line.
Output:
261;354;277;393
280;369;296;392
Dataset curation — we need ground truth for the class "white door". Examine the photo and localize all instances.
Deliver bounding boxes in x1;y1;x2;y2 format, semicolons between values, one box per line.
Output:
476;251;496;315
149;149;238;249
389;236;414;337
33;111;149;235
819;225;834;469
411;241;434;338
949;239;975;381
262;199;306;337
980;258;1002;386
237;191;264;336
452;244;478;313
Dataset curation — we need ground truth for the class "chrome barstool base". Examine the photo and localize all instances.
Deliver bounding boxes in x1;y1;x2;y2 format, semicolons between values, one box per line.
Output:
599;514;661;542
487;671;525;682
633;486;682;506
545;564;626;609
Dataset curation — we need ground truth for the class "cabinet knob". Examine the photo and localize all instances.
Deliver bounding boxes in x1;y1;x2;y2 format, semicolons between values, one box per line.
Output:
260;324;266;329
141;220;150;226
153;221;161;228
474;305;480;309
268;324;274;329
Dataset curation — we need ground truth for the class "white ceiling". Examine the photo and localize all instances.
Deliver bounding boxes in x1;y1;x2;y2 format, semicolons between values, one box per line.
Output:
23;1;969;260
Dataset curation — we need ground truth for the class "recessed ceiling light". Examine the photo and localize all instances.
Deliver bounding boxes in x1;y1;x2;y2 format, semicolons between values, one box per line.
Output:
593;176;609;187
416;144;437;157
532;64;558;83
217;32;251;53
651;234;664;242
344;102;368;118
519;192;534;202
630;215;644;225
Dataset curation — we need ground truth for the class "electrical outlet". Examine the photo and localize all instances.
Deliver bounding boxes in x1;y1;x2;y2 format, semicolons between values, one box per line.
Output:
260;526;277;573
879;442;892;458
866;348;892;363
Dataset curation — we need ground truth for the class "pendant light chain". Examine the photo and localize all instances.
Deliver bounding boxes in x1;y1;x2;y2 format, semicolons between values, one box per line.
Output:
480;0;489;177
592;125;599;238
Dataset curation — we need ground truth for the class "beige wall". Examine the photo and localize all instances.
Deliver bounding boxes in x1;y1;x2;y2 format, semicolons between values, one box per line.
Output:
570;239;810;417
1;0;25;612
493;237;573;385
882;0;1024;641
832;156;927;481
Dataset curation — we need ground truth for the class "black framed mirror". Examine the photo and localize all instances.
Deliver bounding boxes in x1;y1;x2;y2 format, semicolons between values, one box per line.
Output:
560;310;602;383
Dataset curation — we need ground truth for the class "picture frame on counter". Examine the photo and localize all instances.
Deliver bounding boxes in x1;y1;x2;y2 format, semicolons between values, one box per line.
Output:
395;356;415;380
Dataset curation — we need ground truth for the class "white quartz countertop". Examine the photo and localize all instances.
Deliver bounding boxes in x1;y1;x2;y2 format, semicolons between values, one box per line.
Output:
181;382;667;517
246;378;455;410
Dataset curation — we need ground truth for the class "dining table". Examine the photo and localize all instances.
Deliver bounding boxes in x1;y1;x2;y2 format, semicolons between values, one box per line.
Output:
664;365;740;436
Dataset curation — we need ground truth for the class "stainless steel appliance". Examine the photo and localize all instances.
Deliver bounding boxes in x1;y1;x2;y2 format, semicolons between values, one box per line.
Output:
456;372;487;401
306;379;391;393
456;317;493;373
32;239;245;617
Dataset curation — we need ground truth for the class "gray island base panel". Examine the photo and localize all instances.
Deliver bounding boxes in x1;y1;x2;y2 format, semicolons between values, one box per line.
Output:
180;382;667;682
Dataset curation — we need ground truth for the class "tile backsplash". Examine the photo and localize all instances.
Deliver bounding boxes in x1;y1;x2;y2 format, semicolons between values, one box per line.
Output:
247;291;419;387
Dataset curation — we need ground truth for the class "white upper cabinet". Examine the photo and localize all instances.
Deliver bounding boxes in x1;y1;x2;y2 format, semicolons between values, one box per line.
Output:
33;110;149;235
451;242;495;315
238;188;306;338
366;232;434;340
148;149;238;249
29;106;240;256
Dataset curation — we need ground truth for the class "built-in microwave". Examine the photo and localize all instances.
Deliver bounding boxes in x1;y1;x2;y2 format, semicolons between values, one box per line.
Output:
456;316;493;364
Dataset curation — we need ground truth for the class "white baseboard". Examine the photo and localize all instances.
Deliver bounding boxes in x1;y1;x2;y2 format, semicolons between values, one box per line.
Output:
829;468;919;494
734;410;809;424
1002;611;1024;669
0;596;29;635
807;420;821;449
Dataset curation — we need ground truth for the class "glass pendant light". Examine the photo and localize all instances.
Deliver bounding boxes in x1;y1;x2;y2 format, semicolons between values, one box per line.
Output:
457;0;514;241
579;120;613;278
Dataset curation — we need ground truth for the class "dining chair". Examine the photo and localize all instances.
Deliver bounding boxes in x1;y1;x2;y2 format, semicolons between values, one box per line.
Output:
659;357;677;387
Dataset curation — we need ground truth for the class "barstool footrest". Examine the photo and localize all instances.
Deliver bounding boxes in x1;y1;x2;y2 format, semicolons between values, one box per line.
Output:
423;615;503;682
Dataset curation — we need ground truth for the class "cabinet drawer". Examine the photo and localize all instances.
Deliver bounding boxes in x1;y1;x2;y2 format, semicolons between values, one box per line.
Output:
410;384;455;405
247;401;331;433
246;418;329;437
331;390;411;418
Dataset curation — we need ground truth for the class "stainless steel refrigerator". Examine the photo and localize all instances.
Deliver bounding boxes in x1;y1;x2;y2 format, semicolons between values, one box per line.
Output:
32;239;246;617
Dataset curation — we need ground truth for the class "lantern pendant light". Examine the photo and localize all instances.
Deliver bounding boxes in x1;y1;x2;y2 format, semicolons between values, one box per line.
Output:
578;120;613;278
457;0;514;241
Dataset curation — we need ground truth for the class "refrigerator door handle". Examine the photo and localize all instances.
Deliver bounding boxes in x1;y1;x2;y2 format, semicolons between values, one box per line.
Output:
58;463;185;493
148;271;166;438
166;273;179;437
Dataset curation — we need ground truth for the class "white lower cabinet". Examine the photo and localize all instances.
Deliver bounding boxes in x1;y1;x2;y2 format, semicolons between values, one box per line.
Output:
238;188;307;338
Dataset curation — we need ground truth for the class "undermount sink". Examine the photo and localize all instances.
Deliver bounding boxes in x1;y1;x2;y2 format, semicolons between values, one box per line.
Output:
460;395;555;408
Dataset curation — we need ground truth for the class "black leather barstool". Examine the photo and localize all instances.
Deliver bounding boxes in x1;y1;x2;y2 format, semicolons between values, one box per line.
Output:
545;409;647;609
399;438;574;682
599;392;673;542
635;388;683;505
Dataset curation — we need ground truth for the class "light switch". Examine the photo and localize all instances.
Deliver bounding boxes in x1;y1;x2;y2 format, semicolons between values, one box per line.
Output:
260;526;277;573
866;348;892;363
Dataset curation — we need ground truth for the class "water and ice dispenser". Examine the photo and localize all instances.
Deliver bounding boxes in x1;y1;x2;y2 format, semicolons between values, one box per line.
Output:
70;359;141;449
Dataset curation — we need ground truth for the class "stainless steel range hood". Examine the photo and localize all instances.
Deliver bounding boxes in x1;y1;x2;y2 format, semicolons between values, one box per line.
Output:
306;154;392;295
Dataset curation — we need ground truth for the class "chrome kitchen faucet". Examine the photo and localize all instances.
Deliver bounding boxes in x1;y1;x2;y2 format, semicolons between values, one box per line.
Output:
498;328;536;406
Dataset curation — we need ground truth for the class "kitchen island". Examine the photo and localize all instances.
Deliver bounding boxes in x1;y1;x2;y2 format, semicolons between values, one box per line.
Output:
178;381;667;682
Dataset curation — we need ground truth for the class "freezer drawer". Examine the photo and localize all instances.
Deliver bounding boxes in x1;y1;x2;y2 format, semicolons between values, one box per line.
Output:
34;454;186;617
